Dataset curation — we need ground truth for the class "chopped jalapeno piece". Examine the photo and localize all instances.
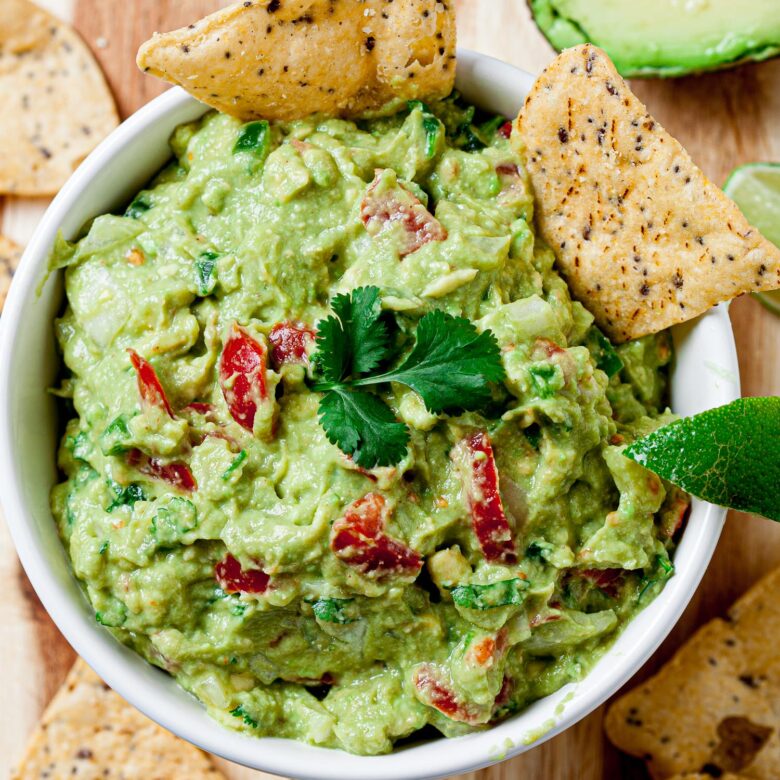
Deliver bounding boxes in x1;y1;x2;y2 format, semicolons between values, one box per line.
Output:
234;120;270;157
311;597;356;624
450;579;528;610
585;327;624;378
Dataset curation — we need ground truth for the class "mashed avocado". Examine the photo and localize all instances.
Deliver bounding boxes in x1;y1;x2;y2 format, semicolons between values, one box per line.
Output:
51;98;686;755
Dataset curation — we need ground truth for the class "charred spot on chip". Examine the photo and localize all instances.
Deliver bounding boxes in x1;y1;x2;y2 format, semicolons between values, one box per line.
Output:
267;0;281;12
710;716;773;772
557;127;568;143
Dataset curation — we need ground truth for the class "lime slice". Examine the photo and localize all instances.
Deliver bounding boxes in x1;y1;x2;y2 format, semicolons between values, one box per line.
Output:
624;397;780;522
723;163;780;315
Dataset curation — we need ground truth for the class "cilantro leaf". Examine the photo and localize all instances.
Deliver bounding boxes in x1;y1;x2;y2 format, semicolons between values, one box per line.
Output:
314;286;390;382
318;387;409;468
355;310;505;413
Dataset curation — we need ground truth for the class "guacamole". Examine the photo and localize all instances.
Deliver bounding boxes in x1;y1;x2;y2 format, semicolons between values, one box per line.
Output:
51;98;687;755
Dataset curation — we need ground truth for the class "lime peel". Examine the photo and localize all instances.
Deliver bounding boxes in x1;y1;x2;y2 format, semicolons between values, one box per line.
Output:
624;397;780;521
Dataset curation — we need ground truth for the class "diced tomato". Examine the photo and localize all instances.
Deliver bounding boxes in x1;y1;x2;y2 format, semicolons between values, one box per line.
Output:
361;170;447;257
497;121;513;139
215;553;269;594
219;324;268;432
452;432;517;565
128;350;173;417
268;321;315;370
127;448;197;492
496;163;520;177
578;568;624;598
413;665;481;725
330;493;422;579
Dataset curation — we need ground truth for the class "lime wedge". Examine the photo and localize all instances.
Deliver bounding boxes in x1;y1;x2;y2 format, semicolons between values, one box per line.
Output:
624;397;780;521
723;163;780;315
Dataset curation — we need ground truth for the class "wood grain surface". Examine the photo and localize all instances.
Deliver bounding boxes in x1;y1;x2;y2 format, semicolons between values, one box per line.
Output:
1;1;779;778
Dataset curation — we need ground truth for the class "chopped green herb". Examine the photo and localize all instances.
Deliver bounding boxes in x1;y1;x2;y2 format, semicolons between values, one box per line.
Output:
106;482;146;513
525;541;546;560
585;327;624;378
125;196;151;219
67;430;92;462
231;602;247;617
454;123;487;152
311;597;356;624
100;415;131;456
451;579;529;610
195;251;219;296
222;449;247;480
234;120;270;157
407;100;442;160
230;704;258;728
528;363;562;399
98;541;109;555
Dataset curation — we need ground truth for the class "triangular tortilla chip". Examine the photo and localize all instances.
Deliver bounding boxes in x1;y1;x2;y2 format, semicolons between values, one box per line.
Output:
0;234;22;311
11;659;225;779
516;44;780;342
137;0;456;122
606;566;780;778
0;0;118;196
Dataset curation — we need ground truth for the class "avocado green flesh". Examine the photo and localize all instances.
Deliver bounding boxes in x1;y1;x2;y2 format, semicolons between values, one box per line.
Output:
51;99;680;754
531;0;780;77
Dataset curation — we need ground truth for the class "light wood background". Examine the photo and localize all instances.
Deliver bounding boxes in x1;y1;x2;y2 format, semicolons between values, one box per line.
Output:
1;2;779;778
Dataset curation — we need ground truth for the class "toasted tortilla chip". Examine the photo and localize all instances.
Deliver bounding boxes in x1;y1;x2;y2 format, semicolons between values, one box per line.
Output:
11;659;225;779
605;566;780;779
0;234;22;311
137;0;456;122
0;0;118;196
516;44;780;342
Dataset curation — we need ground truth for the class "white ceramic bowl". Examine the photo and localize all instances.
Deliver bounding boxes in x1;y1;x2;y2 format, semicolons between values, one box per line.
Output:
0;50;740;780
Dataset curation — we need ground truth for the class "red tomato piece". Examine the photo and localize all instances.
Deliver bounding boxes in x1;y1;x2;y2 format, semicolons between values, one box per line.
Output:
578;568;625;598
452;432;517;565
497;120;513;139
128;350;173;417
330;493;422;579
215;553;269;594
219;324;268;432
413;665;482;725
127;448;197;492
361;170;447;257
268;321;315;370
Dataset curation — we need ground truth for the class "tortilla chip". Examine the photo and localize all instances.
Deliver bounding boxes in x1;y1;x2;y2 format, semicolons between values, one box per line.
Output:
0;0;118;196
11;659;226;779
669;775;749;780
137;0;456;122
516;44;780;342
0;234;22;312
605;566;780;779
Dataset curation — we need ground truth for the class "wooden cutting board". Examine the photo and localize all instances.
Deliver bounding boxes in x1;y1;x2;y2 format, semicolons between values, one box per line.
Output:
2;2;779;778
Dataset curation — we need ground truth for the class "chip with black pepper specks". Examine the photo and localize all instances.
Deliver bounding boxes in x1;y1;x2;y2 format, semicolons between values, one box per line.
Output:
515;44;780;343
136;0;456;122
0;0;118;195
606;566;780;779
10;659;226;779
0;234;22;312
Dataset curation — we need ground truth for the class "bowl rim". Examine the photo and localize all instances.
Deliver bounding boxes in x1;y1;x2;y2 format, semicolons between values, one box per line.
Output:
0;49;739;780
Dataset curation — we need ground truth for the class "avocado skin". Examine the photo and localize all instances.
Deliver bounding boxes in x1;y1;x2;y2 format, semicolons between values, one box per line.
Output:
528;0;780;78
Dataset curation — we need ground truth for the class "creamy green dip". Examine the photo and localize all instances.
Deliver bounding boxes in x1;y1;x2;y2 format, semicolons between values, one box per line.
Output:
51;97;687;755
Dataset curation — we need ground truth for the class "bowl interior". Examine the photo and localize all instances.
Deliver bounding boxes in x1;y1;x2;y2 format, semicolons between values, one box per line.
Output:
0;49;740;780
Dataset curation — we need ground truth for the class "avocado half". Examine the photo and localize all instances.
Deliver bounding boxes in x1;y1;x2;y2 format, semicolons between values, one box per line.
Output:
529;0;780;78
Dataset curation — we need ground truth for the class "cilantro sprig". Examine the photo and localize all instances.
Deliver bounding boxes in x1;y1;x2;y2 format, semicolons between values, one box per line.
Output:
312;286;505;468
